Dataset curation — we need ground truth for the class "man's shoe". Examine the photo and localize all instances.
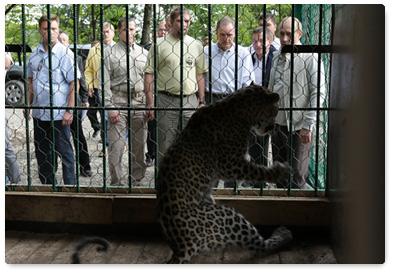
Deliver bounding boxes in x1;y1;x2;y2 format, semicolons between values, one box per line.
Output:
80;169;93;177
92;130;100;138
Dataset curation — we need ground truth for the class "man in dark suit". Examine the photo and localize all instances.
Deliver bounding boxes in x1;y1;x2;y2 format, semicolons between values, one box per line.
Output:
251;26;276;88
248;27;277;186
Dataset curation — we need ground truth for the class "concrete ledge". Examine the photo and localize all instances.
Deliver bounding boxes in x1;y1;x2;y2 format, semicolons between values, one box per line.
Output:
5;192;331;226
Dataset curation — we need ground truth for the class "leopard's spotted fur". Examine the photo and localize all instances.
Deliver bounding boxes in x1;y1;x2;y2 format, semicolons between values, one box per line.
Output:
157;85;292;263
70;85;292;264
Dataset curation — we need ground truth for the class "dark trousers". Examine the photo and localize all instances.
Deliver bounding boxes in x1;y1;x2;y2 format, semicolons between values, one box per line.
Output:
248;134;269;165
271;125;312;189
205;92;227;104
87;89;102;132
146;119;156;160
70;112;91;172
33;118;75;185
247;133;270;188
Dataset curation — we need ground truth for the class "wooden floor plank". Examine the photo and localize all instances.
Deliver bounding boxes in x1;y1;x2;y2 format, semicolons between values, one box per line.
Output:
5;231;31;252
135;238;172;264
5;232;50;264
106;237;146;264
49;234;81;264
191;249;225;264
24;233;73;264
5;231;336;264
222;247;257;264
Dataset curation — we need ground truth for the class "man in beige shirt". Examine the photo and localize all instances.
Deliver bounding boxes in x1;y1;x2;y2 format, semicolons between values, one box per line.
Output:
100;17;148;186
144;7;208;163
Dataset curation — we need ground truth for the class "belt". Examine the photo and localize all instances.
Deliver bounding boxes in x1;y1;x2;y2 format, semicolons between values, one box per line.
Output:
205;92;228;98
160;91;194;97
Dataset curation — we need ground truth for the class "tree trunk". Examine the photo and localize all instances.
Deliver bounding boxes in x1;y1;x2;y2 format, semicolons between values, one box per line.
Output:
141;4;153;47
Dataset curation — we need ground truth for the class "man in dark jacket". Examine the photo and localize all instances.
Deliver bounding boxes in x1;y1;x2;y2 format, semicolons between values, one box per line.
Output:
248;27;277;184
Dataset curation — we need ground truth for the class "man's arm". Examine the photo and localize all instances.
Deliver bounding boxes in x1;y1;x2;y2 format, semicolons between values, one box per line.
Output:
84;46;98;96
241;50;255;87
144;73;155;120
28;77;34;106
299;53;326;144
196;73;205;106
62;80;75;126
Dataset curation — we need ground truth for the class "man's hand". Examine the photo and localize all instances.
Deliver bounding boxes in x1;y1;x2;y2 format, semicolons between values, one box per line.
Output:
298;128;312;144
109;110;120;124
62;111;73;126
88;88;94;98
145;108;155;121
24;109;31;120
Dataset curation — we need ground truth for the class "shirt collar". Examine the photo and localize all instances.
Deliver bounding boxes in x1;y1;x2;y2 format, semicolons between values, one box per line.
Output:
279;41;302;60
217;43;234;54
37;41;62;54
119;39;135;49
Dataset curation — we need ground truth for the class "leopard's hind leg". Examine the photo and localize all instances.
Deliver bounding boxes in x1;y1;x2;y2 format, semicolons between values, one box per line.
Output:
206;205;292;254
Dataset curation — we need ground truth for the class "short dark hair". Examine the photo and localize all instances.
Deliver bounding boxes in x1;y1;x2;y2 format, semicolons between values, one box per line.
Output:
169;7;190;24
117;17;136;30
38;15;59;28
252;26;274;42
258;13;276;25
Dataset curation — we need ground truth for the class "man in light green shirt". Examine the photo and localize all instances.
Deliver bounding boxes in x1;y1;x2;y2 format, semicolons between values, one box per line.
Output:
144;7;208;163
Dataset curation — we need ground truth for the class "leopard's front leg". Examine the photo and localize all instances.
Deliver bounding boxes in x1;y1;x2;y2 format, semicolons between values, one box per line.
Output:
221;160;291;185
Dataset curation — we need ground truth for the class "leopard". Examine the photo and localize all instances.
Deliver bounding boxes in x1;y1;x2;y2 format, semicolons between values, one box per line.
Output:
71;84;292;264
156;84;292;263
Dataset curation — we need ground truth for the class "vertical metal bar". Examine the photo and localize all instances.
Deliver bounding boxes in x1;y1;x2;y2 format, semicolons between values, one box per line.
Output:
125;5;133;192
261;4;266;86
99;5;107;191
91;5;96;42
234;4;238;194
314;4;323;196
208;4;212;105
73;4;80;191
46;5;56;191
22;4;32;190
179;4;184;130
153;4;158;189
260;4;267;197
288;4;295;196
325;4;335;197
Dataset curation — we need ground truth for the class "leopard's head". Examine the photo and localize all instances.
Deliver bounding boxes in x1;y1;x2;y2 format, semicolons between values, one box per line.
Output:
231;84;280;136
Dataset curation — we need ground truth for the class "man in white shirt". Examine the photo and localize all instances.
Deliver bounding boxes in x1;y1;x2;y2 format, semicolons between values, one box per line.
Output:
268;17;326;189
204;16;255;103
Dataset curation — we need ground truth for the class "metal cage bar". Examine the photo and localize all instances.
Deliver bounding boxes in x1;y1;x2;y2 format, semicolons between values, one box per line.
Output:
4;4;334;197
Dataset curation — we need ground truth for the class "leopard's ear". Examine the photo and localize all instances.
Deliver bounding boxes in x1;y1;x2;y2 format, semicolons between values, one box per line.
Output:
269;92;280;103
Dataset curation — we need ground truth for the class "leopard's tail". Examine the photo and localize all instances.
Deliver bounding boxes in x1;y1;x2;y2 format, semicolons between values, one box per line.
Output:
71;237;110;264
263;226;293;252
